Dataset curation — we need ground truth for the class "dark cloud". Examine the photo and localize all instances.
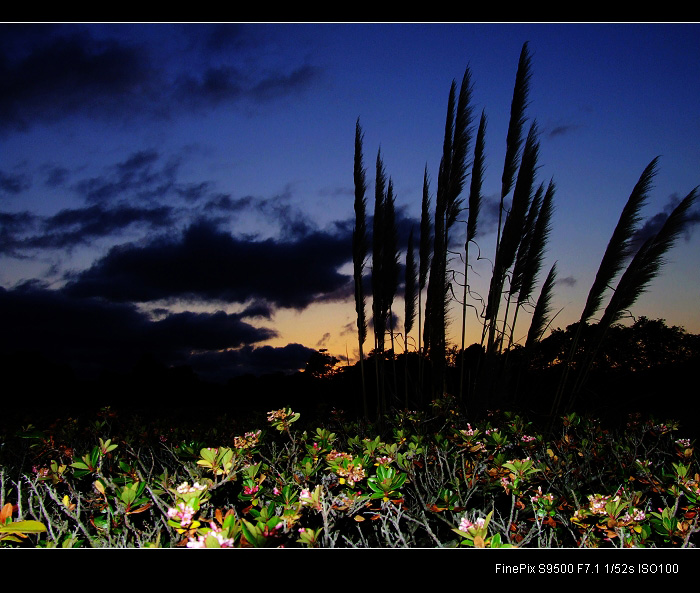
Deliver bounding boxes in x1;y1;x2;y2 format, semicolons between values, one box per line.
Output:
0;210;37;255
316;332;332;348
74;149;179;204
176;181;215;203
148;309;277;352
187;342;317;381
63;218;353;309
43;166;70;188
630;193;700;253
0;27;156;132
196;23;250;53
545;123;581;139
0;284;278;379
250;65;322;102
0;169;31;195
254;192;317;240
0;24;323;133
41;202;176;249
174;66;245;107
0;202;176;254
203;194;253;213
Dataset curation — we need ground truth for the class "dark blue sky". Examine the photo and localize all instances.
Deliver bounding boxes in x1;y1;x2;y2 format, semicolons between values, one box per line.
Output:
1;23;699;381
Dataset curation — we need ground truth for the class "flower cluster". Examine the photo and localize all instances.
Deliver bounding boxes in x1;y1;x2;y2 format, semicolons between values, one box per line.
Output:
588;493;613;515
234;430;261;450
459;515;485;533
326;450;366;486
186;522;235;548
267;409;289;423
167;502;196;527
460;425;476;437
621;508;646;522
176;481;207;495
530;486;554;505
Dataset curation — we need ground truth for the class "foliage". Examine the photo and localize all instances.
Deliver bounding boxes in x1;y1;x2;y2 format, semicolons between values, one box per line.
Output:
1;403;698;548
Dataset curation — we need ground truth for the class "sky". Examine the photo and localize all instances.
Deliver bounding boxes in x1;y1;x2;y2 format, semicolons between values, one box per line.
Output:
1;22;699;382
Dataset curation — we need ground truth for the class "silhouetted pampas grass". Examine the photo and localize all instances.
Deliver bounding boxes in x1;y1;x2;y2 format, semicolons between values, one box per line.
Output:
425;68;474;397
349;42;697;429
459;110;486;401
404;227;417;406
525;262;557;349
551;158;659;417
352;119;369;419
566;186;699;411
485;121;540;355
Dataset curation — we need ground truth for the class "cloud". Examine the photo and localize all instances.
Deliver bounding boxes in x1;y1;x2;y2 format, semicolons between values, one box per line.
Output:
0;284;278;379
43;166;70;188
0;27;157;132
0;202;177;254
0;169;31;195
629;193;700;254
544;123;581;139
250;65;322;102
74;149;179;205
63;218;353;310
0;24;323;133
187;342;317;381
316;332;332;348
43;202;176;249
147;309;277;352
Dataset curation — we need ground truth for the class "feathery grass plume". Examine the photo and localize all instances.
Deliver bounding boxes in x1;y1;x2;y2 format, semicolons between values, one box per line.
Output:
509;183;545;305
507;180;555;350
525;262;557;349
372;150;387;354
485;121;540;355
467;111;486;245
446;67;474;232
424;83;455;373
459;110;486;401
581;157;660;325
404;227;417;340
352;119;369;418
383;179;400;318
404;226;418;407
496;42;532;261
603;187;697;326
497;121;540;277
418;167;432;396
383;179;400;354
371;149;388;419
551;158;659;418
384;179;401;401
500;182;543;353
566;187;698;412
426;71;473;395
419;167;433;344
502;42;532;199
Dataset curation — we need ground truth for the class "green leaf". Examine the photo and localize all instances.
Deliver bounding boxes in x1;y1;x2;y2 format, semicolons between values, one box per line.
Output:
0;520;47;534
